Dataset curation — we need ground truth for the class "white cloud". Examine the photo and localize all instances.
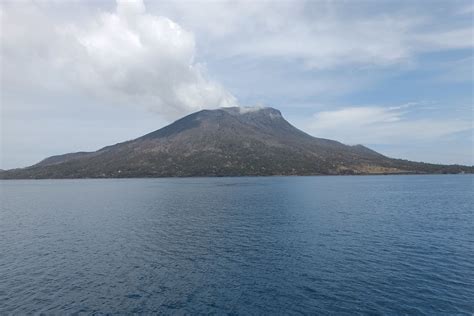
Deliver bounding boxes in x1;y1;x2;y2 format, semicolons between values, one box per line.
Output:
414;28;474;51
150;0;473;70
306;104;472;145
0;0;237;119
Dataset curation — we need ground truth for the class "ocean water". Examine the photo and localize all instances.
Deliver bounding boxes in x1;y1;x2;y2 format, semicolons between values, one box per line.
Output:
0;175;473;314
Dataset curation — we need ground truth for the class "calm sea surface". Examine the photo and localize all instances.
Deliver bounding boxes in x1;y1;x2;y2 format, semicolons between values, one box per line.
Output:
1;175;473;314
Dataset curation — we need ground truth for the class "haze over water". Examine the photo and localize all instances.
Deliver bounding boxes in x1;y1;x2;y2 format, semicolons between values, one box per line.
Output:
1;175;473;314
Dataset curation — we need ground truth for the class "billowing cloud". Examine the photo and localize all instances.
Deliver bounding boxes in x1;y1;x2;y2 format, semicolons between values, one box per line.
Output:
1;0;237;119
306;104;472;144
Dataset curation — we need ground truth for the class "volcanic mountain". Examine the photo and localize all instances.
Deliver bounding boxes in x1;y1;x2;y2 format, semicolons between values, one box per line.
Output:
1;107;471;179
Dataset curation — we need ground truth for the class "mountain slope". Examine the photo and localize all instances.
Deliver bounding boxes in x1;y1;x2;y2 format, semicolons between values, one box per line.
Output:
1;107;472;179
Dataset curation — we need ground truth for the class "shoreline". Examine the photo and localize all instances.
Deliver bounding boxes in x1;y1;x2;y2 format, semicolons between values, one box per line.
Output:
1;172;472;181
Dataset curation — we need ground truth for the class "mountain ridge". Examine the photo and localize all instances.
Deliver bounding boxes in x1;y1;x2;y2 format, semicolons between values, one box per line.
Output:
1;107;472;179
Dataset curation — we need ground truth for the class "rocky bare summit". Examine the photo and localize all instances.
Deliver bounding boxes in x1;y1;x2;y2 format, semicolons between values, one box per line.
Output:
1;107;471;179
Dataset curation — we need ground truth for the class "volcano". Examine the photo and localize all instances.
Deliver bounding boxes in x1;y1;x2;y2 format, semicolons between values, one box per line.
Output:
1;107;471;178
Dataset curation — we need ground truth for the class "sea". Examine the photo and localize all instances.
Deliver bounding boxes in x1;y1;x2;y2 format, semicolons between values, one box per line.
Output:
1;175;473;314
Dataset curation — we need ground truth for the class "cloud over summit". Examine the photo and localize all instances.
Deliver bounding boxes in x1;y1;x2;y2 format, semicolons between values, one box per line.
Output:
1;0;237;118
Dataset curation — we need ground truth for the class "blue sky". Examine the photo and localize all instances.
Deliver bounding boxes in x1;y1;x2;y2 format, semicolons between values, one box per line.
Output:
1;0;473;169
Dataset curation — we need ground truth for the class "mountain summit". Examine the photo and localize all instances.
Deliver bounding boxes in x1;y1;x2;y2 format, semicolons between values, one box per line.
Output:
1;107;471;178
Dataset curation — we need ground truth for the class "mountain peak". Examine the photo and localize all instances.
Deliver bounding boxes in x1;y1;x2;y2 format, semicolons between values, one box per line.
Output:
221;106;282;117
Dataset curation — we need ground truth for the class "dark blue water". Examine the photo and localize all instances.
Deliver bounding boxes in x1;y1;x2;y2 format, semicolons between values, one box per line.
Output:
1;175;473;314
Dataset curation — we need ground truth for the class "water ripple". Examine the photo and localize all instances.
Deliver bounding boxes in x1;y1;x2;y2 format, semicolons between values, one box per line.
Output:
0;175;473;314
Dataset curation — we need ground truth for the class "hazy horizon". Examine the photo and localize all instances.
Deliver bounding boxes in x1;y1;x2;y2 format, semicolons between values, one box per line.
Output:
1;0;473;169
